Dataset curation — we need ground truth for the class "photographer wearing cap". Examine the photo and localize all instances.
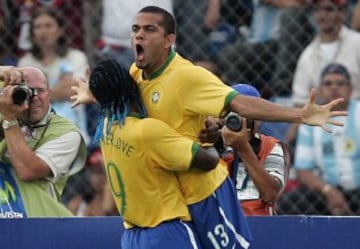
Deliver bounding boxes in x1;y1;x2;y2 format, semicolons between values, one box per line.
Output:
0;66;87;218
221;84;291;216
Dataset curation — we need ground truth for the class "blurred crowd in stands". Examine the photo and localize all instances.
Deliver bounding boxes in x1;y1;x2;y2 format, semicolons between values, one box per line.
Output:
1;0;360;216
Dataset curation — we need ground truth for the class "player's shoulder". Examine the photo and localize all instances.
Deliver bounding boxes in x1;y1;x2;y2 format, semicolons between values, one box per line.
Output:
174;64;217;82
138;118;173;134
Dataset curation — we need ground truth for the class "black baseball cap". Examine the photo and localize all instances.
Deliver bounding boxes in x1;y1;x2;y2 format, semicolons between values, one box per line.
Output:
320;63;351;81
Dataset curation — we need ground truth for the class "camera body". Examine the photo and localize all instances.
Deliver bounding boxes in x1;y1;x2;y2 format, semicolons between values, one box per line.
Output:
12;83;33;105
225;112;254;132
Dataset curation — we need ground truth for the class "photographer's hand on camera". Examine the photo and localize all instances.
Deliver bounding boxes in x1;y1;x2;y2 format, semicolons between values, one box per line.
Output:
0;66;23;85
0;67;29;122
222;117;251;151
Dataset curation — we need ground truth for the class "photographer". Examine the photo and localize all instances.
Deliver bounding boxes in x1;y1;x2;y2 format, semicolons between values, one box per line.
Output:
0;66;87;218
221;84;291;215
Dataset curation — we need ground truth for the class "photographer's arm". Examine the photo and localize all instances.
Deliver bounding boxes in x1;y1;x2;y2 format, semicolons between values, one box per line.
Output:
222;121;281;203
3;123;52;181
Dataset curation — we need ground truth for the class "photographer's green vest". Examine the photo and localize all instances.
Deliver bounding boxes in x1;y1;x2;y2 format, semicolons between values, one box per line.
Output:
0;113;87;218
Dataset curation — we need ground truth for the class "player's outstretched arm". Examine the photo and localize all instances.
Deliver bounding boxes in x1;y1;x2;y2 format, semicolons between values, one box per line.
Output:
230;89;347;133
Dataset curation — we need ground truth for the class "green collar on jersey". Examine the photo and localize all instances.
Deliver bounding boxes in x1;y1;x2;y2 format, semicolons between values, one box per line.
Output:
127;112;145;119
148;50;176;80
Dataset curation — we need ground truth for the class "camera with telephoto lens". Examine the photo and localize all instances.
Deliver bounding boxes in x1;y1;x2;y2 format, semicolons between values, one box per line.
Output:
12;83;33;105
225;112;254;132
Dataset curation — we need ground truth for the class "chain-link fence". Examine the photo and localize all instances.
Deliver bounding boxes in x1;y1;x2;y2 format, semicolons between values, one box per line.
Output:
1;0;359;216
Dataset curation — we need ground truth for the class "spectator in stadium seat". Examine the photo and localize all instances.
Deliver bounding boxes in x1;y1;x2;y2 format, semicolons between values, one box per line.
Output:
286;0;360;153
17;5;90;144
292;0;360;106
0;65;87;217
277;63;360;215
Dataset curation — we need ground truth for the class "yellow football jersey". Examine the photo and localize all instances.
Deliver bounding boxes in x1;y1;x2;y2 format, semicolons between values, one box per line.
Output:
130;51;238;204
101;115;199;228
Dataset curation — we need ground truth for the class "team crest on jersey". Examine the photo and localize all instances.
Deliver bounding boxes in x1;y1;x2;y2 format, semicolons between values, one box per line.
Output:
152;92;160;103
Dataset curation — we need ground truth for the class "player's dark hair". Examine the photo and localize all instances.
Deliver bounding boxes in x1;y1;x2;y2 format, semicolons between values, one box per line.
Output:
138;6;176;35
89;59;147;142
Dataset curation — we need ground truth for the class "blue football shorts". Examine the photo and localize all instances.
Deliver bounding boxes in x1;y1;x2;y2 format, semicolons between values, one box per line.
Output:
188;177;252;249
121;219;203;249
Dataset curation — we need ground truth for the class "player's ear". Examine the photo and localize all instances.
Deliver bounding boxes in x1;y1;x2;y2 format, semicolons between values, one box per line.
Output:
164;34;175;49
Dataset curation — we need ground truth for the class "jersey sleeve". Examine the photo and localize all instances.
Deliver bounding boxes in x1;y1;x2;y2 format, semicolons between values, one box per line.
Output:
140;118;198;171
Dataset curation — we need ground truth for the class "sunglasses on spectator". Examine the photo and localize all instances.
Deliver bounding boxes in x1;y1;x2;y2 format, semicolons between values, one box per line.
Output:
321;80;349;87
312;5;343;12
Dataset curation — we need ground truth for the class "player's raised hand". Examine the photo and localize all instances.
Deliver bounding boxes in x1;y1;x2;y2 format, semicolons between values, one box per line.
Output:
70;74;97;108
301;89;348;132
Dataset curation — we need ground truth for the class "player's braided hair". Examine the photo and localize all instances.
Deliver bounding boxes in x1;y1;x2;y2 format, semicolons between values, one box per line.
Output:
89;58;147;142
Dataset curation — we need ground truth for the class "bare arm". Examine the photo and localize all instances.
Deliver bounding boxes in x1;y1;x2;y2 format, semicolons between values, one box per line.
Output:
191;146;219;171
230;94;302;123
230;89;347;132
222;120;281;202
3;126;52;181
203;0;221;32
235;142;281;202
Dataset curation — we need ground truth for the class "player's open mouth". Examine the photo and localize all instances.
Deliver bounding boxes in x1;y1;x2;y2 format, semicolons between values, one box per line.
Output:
136;44;144;60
